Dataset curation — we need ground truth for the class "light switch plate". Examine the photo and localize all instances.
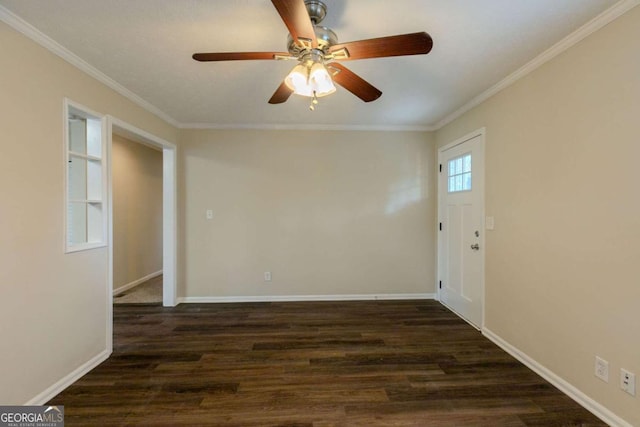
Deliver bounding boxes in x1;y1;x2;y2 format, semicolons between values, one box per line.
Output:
206;209;213;220
595;356;609;382
485;216;495;230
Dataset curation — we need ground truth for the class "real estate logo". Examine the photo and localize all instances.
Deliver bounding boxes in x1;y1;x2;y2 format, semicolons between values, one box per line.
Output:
0;406;64;427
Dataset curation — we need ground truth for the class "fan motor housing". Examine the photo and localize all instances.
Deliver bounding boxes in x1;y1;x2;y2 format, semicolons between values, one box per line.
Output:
306;0;327;24
287;25;338;56
286;0;336;57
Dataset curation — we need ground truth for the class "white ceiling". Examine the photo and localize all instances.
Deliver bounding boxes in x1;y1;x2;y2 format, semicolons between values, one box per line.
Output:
0;0;618;129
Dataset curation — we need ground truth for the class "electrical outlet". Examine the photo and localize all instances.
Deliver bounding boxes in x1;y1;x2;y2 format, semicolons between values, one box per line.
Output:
264;271;271;282
595;356;609;382
620;369;636;396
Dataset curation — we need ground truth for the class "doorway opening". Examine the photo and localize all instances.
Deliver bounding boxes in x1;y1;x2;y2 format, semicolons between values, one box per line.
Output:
112;132;164;304
106;117;177;349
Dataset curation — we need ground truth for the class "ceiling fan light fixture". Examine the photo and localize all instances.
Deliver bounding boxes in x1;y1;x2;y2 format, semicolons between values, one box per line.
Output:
284;64;311;96
309;62;336;96
284;61;335;98
193;1;433;107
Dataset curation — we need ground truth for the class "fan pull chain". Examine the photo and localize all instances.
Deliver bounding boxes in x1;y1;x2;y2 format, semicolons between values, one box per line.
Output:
309;91;319;111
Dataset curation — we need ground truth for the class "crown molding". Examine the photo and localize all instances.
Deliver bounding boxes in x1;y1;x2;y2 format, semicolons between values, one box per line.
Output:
3;0;637;133
433;0;640;130
179;122;437;132
0;5;181;128
0;5;433;133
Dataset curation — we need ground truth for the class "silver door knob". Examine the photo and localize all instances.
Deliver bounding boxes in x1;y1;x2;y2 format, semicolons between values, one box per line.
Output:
470;244;480;250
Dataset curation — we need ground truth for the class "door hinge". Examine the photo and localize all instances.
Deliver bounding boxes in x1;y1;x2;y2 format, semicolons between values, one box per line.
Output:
439;164;442;173
439;280;442;289
439;222;442;231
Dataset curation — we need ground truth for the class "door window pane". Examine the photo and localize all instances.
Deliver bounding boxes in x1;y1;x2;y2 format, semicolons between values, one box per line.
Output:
447;153;472;193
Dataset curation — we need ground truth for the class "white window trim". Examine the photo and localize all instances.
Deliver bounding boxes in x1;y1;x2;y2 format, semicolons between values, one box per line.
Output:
64;98;108;253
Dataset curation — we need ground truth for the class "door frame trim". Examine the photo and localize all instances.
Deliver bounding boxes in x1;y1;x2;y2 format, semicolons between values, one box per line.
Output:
106;117;178;352
437;127;486;329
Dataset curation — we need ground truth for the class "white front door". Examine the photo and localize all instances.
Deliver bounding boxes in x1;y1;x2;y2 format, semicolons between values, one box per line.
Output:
438;130;485;328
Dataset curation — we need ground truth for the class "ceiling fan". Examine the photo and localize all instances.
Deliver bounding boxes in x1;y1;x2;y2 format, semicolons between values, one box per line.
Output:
192;0;433;109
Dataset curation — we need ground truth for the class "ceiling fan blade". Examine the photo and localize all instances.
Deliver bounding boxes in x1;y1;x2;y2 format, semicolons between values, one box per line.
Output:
271;0;317;48
329;32;433;60
329;63;382;103
192;52;289;61
268;81;294;104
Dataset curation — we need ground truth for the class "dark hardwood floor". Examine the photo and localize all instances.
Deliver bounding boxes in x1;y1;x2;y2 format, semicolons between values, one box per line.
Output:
48;300;606;426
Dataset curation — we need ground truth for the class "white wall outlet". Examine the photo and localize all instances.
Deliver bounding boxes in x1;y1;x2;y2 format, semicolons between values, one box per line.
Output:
206;209;213;220
264;271;271;282
595;356;609;382
621;369;636;396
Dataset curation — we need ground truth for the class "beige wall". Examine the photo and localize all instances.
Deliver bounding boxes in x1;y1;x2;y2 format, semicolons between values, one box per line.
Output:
4;2;637;421
179;129;436;299
0;21;177;404
112;135;163;292
436;7;640;425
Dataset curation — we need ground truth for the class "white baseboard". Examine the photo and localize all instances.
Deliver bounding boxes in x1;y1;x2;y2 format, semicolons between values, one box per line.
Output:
178;293;436;304
482;327;632;427
24;348;110;405
113;270;162;296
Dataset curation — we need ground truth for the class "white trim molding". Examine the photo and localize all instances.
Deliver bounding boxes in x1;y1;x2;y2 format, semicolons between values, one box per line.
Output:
107;117;178;310
178;293;436;304
483;327;633;427
435;0;640;130
0;5;179;128
112;270;162;296
24;349;110;405
180;122;437;132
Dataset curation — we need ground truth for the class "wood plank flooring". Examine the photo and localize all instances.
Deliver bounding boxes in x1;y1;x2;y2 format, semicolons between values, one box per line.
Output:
48;300;606;426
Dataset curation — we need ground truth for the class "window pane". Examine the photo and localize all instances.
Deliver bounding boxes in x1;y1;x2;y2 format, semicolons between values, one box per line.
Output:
447;152;473;193
463;154;471;173
87;159;102;200
87;203;103;243
86;118;102;158
463;172;472;190
455;175;463;191
68;202;87;245
68;119;86;154
68;157;87;200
